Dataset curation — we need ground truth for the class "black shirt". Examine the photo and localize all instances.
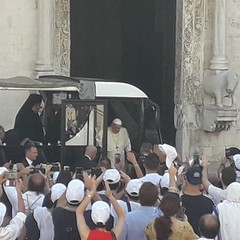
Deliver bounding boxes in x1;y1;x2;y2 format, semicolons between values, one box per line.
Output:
52;207;114;240
52;207;81;240
181;193;214;236
25;213;40;240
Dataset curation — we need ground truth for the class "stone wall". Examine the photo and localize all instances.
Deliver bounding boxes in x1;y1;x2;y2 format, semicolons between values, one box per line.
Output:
0;0;38;130
0;0;38;77
0;0;70;130
200;0;240;160
176;0;240;162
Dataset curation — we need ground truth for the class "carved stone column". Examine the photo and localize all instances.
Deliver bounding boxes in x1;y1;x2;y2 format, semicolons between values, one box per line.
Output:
175;0;205;160
209;0;228;70
54;0;70;76
202;0;239;133
34;0;54;78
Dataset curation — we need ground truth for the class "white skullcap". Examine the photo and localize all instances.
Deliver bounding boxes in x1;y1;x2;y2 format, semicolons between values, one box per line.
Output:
51;183;66;203
112;118;122;125
91;201;110;225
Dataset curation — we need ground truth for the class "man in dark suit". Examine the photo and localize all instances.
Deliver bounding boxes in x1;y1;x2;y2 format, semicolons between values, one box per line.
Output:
21;144;39;168
74;145;97;170
16;144;39;192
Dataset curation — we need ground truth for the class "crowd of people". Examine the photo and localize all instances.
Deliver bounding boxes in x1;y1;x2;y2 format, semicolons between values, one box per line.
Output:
0;93;240;239
0;139;239;239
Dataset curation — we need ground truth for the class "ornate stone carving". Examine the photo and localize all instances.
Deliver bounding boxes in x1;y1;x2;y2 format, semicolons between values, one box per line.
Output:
200;105;238;132
201;0;239;132
174;0;183;105
175;0;206;159
54;0;70;76
204;70;240;107
175;0;205;106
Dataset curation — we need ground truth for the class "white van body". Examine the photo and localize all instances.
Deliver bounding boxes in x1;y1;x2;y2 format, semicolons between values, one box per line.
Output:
0;76;147;130
0;75;161;163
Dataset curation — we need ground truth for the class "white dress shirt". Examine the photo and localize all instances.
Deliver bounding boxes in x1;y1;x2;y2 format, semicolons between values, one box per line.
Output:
26;158;33;166
0;212;26;240
139;173;163;186
33;207;54;240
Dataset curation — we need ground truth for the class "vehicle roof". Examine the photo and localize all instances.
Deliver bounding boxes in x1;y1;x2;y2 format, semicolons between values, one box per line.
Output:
0;75;148;98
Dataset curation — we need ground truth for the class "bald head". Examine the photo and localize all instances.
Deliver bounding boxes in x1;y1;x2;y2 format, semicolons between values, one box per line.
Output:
85;145;97;160
199;214;220;239
28;173;46;194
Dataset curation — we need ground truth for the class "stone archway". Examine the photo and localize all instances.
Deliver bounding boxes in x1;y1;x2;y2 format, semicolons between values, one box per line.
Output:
45;0;210;159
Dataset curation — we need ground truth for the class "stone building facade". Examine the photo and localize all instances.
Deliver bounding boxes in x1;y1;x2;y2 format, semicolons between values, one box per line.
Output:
175;0;240;161
0;0;240;160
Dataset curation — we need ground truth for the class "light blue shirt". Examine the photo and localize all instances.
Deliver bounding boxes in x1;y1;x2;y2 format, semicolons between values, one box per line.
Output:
120;206;160;240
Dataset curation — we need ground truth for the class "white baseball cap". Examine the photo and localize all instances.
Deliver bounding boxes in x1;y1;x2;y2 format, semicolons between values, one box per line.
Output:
51;183;66;203
125;179;143;197
66;179;84;205
158;144;178;168
103;169;121;184
91;201;110;225
233;154;240;170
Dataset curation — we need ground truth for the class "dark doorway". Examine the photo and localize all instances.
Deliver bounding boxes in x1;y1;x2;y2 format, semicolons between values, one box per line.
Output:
70;0;176;145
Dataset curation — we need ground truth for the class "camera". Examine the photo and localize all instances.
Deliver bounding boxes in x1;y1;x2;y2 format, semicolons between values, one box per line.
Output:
4;164;18;187
193;154;200;165
115;153;121;164
49;162;61;172
31;167;46;175
64;166;70;171
41;162;61;173
75;167;84;181
138;154;148;164
5;171;18;180
91;167;102;178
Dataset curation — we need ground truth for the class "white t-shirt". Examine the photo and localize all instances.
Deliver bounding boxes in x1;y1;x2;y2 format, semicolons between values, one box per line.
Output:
111;200;141;226
23;191;45;215
4;186;18;217
0;212;26;240
208;184;227;205
139;173;163;186
33;207;54;240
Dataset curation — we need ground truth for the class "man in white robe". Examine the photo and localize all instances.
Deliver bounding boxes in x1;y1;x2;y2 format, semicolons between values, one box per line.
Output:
97;118;131;168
